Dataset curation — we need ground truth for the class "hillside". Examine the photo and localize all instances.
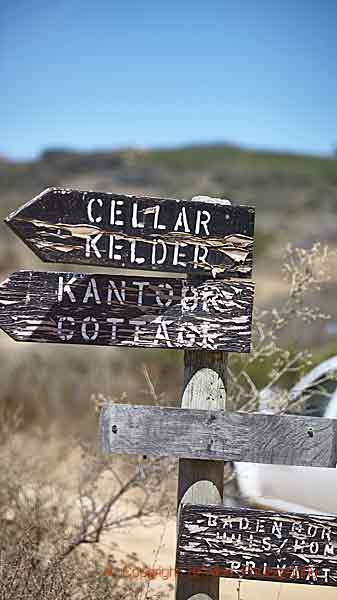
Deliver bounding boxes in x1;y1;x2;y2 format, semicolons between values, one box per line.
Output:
1;143;337;298
1;143;337;431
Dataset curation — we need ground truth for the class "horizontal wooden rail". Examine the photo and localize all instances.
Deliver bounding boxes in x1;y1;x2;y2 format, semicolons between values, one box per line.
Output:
98;403;337;468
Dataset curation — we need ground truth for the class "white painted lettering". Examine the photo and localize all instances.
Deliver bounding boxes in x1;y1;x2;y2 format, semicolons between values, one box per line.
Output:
290;566;300;579
244;561;255;575
87;198;103;223
81;316;99;341
177;326;196;348
107;318;124;340
85;233;103;258
130;319;146;342
133;281;149;306
195;209;211;235
83;278;101;304
110;199;124;226
291;522;302;536
57;316;75;341
256;519;266;533
193;245;209;268
262;537;271;551
153;204;166;230
306;567;317;582
153;319;173;347
293;538;305;552
57;276;76;303
130;239;145;264
201;288;219;312
230;561;241;572
199;322;220;349
155;283;174;307
239;518;249;530
307;525;318;537
222;518;233;529
277;564;287;578
271;521;282;539
321;527;331;541
107;280;126;305
173;206;190;233
223;532;241;544
181;282;198;311
131;202;144;228
151;240;167;265
322;568;330;582
309;541;319;554
173;242;187;267
324;543;335;557
108;235;123;261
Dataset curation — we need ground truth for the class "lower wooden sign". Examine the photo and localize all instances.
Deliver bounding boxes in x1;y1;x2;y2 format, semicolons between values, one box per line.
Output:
0;271;254;352
176;504;337;587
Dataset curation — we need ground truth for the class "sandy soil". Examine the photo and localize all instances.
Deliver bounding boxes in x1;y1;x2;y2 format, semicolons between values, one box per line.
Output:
10;433;336;599
107;515;337;599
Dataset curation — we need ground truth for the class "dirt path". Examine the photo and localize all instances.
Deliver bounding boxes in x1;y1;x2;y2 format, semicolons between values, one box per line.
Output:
104;516;337;599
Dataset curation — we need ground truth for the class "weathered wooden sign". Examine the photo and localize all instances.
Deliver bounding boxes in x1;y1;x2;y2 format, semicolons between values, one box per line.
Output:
6;188;255;277
176;504;337;587
98;403;337;468
0;271;254;352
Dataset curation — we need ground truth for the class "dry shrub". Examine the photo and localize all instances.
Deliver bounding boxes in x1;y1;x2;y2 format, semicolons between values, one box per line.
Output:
229;242;336;413
0;418;173;599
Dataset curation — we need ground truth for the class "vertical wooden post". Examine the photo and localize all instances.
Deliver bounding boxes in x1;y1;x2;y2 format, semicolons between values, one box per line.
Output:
175;196;230;600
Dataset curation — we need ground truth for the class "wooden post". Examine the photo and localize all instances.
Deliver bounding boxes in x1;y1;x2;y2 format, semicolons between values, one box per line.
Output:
176;196;231;600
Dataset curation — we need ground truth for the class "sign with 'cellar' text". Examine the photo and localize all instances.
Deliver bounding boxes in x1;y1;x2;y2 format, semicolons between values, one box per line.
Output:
6;188;255;277
0;271;254;352
176;505;337;587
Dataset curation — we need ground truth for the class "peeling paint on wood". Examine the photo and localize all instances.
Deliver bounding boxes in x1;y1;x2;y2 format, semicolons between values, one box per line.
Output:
0;271;254;352
176;504;337;587
6;188;255;278
98;403;337;468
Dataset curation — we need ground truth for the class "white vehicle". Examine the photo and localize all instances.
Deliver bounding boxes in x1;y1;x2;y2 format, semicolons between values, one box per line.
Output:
236;357;337;515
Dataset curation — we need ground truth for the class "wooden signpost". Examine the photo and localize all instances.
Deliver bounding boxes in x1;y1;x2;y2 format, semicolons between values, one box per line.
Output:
0;271;254;352
6;188;254;277
2;187;336;598
176;504;337;587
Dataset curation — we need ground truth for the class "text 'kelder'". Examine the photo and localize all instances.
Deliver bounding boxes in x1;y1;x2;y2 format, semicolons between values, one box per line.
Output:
6;189;254;277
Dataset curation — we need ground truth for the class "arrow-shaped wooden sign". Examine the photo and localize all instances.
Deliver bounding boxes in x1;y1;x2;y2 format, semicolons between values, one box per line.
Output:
6;188;255;277
0;271;254;352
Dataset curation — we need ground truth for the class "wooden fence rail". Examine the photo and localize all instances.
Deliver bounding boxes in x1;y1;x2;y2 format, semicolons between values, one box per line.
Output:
99;403;337;468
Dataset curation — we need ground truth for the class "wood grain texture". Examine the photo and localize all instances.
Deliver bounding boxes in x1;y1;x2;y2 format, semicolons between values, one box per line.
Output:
176;351;228;599
175;195;230;600
176;504;337;587
98;403;337;468
0;271;254;352
5;188;255;278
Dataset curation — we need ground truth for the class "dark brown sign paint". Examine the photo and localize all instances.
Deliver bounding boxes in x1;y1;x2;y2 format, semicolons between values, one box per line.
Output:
6;188;254;277
0;271;254;352
177;504;337;587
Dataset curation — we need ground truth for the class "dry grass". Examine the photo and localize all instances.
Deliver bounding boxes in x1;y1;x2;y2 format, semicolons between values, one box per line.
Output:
0;339;182;435
0;413;174;599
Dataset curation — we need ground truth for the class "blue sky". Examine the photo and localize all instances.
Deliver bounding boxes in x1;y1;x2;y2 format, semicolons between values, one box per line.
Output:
1;0;337;160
